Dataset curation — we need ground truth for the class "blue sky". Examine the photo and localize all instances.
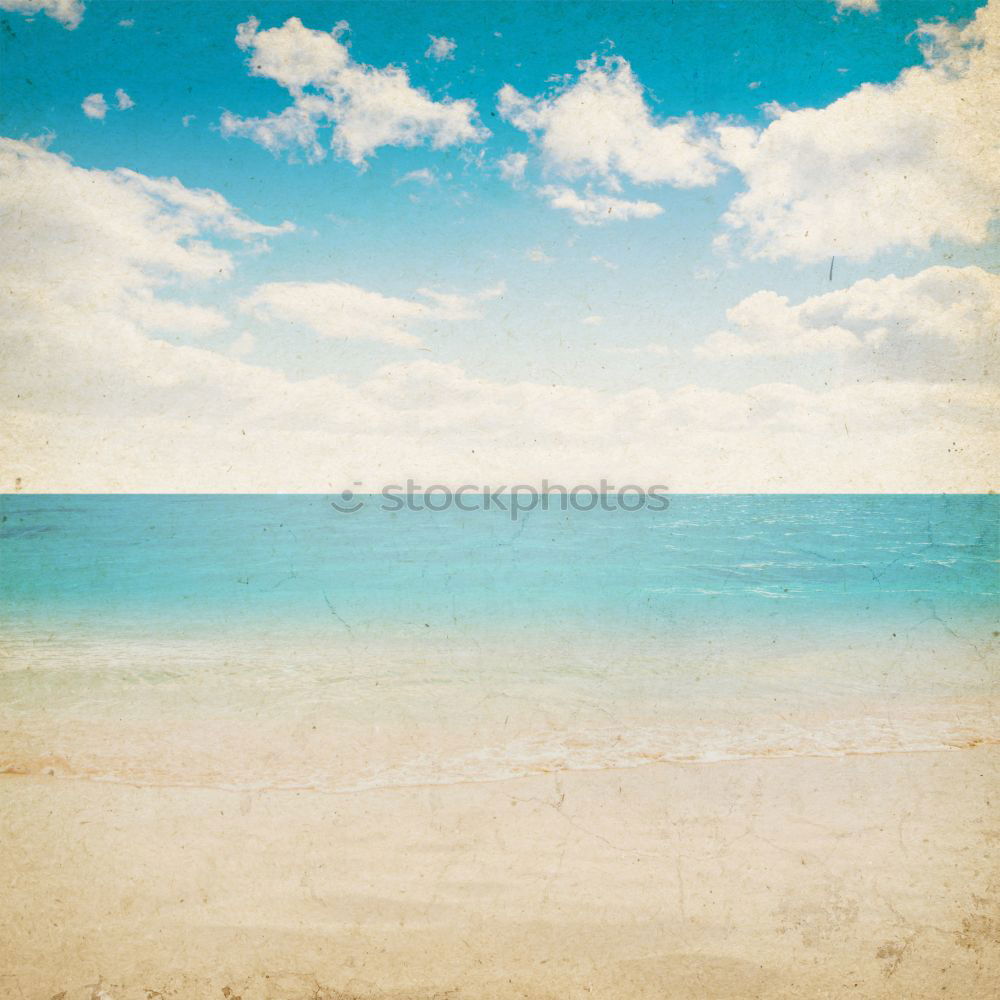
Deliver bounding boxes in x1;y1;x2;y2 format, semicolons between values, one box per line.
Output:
0;0;996;490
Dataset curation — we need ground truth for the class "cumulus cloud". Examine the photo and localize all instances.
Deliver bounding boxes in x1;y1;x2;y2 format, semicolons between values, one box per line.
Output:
493;3;996;250
498;54;726;188
220;17;488;166
221;101;328;163
81;93;108;120
497;151;528;184
13;138;277;239
0;138;295;448
240;281;501;348
697;266;1000;381
832;0;879;12
425;34;457;61
0;0;83;29
83;89;135;119
538;185;662;225
0;138;291;295
720;0;1000;261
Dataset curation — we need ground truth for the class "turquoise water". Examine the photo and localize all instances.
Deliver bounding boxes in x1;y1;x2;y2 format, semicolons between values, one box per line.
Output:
1;494;996;638
1;494;997;788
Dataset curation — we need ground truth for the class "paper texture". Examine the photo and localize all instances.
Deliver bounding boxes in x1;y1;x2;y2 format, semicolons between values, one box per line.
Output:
0;2;997;997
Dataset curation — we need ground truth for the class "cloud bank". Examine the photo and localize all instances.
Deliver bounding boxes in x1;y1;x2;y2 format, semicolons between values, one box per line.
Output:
719;1;1000;260
697;266;999;385
2;137;994;492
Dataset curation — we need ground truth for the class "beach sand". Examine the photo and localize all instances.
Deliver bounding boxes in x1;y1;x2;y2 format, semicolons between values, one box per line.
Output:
1;745;998;999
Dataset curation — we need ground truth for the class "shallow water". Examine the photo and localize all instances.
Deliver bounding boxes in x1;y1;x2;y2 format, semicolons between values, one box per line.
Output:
1;495;996;789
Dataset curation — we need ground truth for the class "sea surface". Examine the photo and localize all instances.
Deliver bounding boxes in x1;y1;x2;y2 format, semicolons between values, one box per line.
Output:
1;494;997;790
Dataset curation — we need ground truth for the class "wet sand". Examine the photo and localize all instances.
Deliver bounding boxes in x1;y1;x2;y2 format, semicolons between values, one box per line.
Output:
1;746;998;999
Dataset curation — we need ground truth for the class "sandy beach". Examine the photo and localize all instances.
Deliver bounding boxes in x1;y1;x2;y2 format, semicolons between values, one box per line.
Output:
2;745;997;1000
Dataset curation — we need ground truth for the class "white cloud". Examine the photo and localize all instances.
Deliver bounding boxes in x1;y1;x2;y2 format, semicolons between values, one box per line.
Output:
240;283;425;347
221;100;327;164
720;0;1000;261
0;0;83;29
129;293;230;337
832;0;879;13
115;170;295;244
118;17;133;27
240;281;502;347
590;255;618;271
526;247;552;263
220;17;488;166
582;315;603;326
228;331;256;359
498;54;725;188
0;138;293;443
182;114;196;128
416;283;505;318
497;151;528;184
2;137;994;493
0;138;291;290
6;359;996;491
697;266;1000;382
538;185;662;225
82;93;108;120
610;343;674;358
425;35;457;61
83;89;135;120
396;167;436;186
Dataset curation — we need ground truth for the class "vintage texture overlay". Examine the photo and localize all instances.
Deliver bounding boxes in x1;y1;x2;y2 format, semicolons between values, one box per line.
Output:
0;2;997;998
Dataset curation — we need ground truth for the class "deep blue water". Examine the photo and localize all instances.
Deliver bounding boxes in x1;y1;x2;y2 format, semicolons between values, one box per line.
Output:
1;494;996;640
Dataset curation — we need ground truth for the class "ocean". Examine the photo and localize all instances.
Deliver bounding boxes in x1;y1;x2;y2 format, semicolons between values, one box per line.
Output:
1;494;996;791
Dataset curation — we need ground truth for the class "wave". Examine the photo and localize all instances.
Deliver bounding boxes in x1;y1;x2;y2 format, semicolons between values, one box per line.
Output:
4;716;996;794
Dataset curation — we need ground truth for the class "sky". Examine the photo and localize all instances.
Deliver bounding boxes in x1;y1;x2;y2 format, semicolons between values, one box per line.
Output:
0;0;997;491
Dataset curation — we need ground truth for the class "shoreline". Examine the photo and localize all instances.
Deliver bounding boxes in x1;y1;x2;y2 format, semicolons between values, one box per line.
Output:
2;736;998;795
2;745;997;999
